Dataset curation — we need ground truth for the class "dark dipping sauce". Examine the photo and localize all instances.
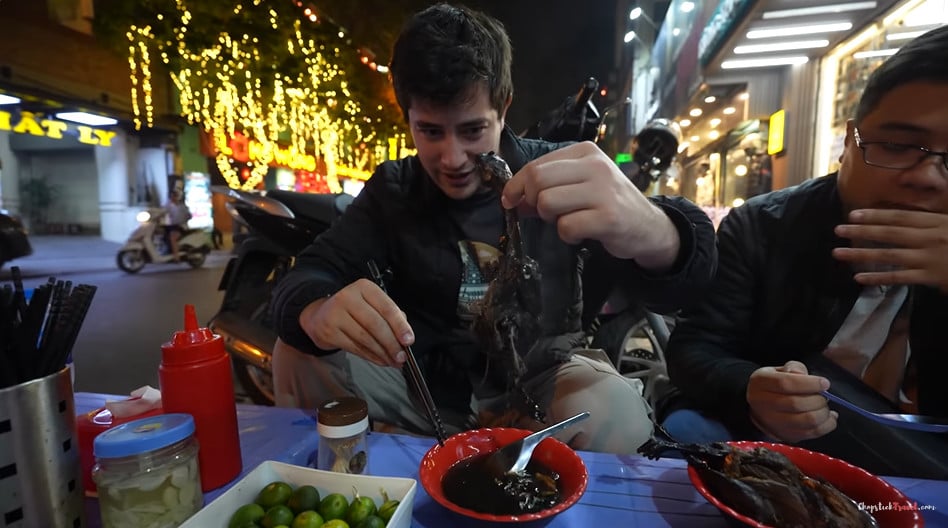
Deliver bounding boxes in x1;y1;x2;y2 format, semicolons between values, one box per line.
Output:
441;452;561;515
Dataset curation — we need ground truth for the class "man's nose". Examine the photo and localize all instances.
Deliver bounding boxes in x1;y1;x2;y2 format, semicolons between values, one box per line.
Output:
440;135;467;168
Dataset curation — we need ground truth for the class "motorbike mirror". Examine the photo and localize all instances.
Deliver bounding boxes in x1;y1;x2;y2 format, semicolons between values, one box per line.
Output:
635;118;682;174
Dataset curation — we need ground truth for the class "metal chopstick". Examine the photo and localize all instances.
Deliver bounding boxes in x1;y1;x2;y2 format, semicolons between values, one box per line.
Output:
367;260;448;445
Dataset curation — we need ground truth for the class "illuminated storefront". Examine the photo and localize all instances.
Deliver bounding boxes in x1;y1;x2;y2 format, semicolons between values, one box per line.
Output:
815;0;948;175
0;95;161;241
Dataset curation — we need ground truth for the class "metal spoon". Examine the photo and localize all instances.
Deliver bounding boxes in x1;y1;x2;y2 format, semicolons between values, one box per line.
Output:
485;411;591;476
822;391;948;433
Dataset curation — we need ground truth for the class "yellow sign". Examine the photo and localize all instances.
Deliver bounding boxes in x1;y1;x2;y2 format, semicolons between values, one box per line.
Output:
0;110;116;146
768;109;785;155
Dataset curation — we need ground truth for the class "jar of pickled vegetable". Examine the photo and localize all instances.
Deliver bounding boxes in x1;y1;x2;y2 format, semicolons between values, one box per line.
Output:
92;413;203;528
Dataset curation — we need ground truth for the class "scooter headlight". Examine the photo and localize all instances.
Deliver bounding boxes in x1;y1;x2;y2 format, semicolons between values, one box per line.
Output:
136;211;151;223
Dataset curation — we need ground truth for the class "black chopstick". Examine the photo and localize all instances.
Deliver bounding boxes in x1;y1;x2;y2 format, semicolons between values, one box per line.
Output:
0;270;97;388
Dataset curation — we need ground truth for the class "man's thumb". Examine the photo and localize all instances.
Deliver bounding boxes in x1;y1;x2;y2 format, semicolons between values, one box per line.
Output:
776;360;809;375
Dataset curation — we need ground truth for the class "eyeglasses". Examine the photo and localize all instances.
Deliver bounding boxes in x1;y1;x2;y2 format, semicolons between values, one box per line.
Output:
853;128;948;171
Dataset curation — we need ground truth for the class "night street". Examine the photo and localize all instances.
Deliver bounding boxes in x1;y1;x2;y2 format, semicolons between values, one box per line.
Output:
2;236;238;399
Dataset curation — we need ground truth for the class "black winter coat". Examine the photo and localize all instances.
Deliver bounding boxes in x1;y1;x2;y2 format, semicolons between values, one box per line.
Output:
666;173;948;478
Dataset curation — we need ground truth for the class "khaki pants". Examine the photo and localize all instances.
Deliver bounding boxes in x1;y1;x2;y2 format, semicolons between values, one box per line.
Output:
272;338;653;454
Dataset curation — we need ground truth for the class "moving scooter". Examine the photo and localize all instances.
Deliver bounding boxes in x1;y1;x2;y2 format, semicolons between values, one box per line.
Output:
116;208;213;273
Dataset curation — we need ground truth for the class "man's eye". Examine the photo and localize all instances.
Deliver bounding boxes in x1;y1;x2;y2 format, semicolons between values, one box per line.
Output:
462;126;487;138
878;143;915;153
418;128;443;138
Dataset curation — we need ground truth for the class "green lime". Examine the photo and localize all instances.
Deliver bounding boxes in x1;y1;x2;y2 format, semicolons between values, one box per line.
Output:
355;515;386;528
287;485;321;514
292;510;325;528
346;496;377;525
262;505;295;528
322;520;350;528
377;499;399;522
257;481;294;509
229;502;266;528
319;493;350;521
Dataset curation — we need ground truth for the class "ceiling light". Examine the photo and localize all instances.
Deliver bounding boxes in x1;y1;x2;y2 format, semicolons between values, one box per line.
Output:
55;111;118;126
704;96;716;103
853;48;899;59
886;30;926;41
690;135;700;142
762;2;876;20
0;94;21;105
738;92;750;100
709;130;720;140
629;7;642;20
624;30;637;43
723;106;737;114
710;118;722;127
679;119;692;127
680;1;695;13
734;39;829;54
722;56;810;69
747;22;852;39
689;108;703;117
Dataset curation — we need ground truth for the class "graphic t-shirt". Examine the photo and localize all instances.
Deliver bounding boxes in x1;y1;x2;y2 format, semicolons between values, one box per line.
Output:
446;191;504;325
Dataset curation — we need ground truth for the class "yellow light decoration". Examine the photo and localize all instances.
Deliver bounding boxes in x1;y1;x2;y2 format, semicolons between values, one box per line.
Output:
127;0;399;191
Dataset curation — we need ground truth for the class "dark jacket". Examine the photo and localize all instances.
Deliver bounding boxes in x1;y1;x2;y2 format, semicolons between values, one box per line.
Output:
666;173;948;477
272;127;717;413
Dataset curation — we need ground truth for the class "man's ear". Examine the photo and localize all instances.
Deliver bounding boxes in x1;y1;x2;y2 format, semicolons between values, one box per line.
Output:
844;119;855;148
499;95;513;124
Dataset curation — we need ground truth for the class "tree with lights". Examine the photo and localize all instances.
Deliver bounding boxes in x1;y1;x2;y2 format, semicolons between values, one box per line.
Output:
93;0;407;191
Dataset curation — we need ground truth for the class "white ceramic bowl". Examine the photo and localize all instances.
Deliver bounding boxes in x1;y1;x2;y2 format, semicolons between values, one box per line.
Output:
180;460;417;528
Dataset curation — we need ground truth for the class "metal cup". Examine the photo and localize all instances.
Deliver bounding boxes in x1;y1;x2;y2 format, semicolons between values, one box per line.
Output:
0;366;85;527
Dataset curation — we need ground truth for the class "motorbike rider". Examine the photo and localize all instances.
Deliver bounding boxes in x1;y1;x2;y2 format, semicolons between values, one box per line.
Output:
269;3;717;454
163;189;191;262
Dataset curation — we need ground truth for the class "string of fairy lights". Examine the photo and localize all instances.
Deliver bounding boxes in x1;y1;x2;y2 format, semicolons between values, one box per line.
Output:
126;0;405;191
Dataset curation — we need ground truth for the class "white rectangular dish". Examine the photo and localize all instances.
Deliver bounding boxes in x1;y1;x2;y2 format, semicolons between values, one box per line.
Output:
180;460;417;528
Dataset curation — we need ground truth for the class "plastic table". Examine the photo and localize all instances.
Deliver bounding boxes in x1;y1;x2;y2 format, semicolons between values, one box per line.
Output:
75;392;948;527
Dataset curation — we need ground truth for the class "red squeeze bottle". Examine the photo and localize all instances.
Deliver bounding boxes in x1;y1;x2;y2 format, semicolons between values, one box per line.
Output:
159;304;242;491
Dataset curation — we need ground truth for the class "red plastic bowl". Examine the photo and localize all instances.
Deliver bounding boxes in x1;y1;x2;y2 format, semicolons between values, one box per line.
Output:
419;427;588;523
688;441;924;528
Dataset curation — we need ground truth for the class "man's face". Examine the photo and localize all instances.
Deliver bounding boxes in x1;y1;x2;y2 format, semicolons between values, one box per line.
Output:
407;83;509;200
839;81;948;214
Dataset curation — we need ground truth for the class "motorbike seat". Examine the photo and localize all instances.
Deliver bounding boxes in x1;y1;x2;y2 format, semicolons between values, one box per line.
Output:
266;190;353;225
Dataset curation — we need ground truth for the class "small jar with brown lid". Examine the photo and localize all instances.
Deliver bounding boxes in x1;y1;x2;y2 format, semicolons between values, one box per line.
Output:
316;397;369;474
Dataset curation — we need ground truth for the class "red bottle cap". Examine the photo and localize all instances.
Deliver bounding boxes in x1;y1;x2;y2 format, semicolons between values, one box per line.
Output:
160;304;222;365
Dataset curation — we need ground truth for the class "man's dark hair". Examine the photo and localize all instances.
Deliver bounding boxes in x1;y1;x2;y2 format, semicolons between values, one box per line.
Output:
856;25;948;123
389;3;514;121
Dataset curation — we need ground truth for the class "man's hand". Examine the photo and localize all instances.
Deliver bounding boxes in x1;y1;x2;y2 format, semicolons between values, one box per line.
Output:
833;208;948;293
298;278;414;367
500;141;680;271
746;361;838;443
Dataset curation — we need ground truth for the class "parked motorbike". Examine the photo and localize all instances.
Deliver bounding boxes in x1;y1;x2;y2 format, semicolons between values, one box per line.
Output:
521;78;681;410
208;186;352;403
116;208;212;273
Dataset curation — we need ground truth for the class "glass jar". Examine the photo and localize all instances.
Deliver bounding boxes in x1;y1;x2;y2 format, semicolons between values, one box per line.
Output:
92;413;203;528
316;397;369;474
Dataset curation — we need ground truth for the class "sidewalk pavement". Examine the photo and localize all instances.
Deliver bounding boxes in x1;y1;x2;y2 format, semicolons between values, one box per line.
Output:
2;235;231;279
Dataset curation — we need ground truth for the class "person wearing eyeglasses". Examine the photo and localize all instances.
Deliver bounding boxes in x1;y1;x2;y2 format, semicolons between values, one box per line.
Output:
659;25;948;478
